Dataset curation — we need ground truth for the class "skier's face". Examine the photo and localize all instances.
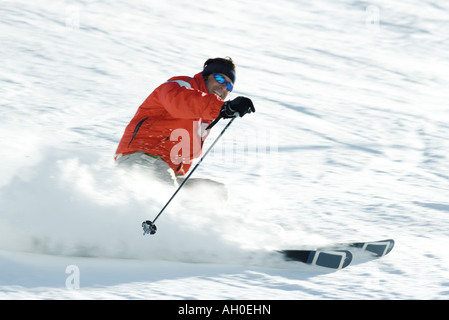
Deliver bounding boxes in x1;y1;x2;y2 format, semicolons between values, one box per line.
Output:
205;73;232;100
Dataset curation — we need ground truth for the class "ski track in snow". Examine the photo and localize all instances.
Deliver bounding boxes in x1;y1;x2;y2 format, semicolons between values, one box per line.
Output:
1;0;449;299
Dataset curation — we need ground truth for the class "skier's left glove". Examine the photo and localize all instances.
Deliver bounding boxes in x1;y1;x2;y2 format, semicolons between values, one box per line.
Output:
220;96;255;119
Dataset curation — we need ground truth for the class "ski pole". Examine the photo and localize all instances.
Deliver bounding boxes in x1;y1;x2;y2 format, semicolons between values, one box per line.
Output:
142;115;236;235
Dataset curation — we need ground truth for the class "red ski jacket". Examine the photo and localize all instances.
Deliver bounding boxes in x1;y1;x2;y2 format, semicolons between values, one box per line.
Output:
115;72;224;175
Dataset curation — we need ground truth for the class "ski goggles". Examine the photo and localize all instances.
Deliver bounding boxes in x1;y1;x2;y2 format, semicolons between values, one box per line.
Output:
213;73;233;92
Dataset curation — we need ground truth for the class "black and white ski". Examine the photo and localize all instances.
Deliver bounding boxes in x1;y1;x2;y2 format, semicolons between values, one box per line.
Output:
279;239;394;270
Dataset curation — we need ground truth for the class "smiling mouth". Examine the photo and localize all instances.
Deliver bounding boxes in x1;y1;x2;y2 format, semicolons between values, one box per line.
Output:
213;90;223;98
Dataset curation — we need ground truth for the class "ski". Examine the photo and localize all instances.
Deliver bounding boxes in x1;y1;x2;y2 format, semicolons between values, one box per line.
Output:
278;239;394;271
280;249;352;270
325;239;395;258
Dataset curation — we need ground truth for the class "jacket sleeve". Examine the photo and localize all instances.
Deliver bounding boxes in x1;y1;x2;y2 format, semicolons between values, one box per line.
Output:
157;80;223;120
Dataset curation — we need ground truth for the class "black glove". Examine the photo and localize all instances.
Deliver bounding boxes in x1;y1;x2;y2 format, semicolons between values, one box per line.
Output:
220;96;255;119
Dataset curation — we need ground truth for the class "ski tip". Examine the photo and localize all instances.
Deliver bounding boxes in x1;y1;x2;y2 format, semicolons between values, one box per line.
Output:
385;238;395;255
371;238;395;257
352;238;395;257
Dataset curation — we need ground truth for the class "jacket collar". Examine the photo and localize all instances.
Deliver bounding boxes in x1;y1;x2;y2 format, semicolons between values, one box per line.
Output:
193;72;209;93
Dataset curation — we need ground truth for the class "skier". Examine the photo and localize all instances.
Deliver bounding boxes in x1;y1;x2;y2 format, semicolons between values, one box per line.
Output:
115;57;255;187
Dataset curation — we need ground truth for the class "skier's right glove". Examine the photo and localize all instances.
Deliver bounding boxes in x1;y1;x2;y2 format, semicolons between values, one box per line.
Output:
220;96;255;119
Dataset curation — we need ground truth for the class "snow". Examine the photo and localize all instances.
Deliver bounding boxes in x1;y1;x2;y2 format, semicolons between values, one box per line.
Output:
1;0;449;300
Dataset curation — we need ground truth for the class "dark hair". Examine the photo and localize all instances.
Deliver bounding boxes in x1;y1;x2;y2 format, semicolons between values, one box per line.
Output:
203;57;236;72
202;57;236;84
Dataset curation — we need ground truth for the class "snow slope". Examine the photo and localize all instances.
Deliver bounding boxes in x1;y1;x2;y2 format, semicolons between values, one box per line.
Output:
1;0;449;299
